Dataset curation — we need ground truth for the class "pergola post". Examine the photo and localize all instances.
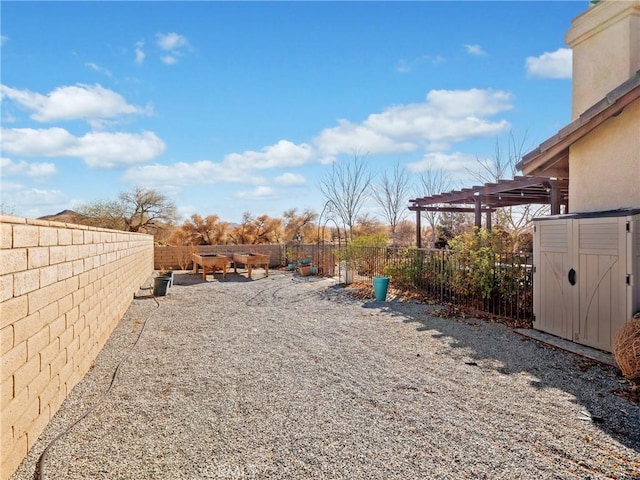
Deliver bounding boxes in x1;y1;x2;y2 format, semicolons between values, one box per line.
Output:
415;208;422;248
474;197;482;228
485;210;492;230
549;180;562;215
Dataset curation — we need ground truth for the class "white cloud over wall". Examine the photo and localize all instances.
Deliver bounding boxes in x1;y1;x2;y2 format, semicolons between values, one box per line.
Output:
0;180;67;218
526;48;572;79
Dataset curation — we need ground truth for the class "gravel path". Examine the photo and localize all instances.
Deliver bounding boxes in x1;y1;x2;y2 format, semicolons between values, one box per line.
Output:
11;270;640;480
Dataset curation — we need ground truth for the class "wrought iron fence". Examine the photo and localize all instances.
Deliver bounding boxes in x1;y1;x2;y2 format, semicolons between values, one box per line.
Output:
335;246;533;323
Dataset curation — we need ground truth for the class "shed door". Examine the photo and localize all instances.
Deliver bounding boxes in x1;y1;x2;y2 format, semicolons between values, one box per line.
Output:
575;217;628;350
534;219;575;340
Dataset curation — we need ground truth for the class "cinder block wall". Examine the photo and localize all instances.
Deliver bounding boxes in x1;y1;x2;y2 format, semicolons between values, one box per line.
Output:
154;244;285;270
0;215;154;480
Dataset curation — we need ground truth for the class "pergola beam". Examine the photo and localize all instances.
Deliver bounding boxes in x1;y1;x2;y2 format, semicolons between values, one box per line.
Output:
409;175;570;242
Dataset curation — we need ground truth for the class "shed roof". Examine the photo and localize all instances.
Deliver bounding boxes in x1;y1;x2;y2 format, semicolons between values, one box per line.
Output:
516;70;640;177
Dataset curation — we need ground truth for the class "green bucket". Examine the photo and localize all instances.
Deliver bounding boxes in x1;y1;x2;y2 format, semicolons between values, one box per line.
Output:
372;276;389;302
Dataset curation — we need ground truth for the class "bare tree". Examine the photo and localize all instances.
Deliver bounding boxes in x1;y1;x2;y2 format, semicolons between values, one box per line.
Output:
414;167;454;244
79;186;177;234
353;213;386;238
229;212;282;244
372;160;411;246
319;151;372;241
282;208;318;243
468;131;548;236
77;199;128;230
180;214;230;245
119;186;177;233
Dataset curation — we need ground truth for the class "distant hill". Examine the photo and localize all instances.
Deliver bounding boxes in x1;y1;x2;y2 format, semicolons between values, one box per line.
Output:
39;210;90;225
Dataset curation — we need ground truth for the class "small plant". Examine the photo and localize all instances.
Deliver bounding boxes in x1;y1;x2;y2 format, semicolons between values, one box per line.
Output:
176;244;197;270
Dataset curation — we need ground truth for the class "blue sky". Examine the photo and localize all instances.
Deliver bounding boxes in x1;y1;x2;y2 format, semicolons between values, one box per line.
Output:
1;1;586;224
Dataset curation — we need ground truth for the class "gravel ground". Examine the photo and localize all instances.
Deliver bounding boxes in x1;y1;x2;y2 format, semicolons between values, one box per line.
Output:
11;270;640;480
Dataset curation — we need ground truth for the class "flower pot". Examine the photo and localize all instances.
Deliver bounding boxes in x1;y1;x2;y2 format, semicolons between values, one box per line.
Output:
162;271;174;287
372;276;390;302
299;265;312;276
287;263;295;271
309;266;317;275
153;276;171;297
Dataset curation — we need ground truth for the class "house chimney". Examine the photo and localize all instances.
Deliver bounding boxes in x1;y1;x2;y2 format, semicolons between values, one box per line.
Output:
566;0;640;119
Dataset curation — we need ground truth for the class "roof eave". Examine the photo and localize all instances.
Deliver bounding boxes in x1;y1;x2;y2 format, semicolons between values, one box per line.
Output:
517;71;640;176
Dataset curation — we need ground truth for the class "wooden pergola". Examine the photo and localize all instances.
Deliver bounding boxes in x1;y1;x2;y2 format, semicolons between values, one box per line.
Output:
408;176;569;248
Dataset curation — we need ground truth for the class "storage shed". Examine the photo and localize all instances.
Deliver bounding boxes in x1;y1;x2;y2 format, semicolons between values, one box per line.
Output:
517;0;640;352
533;209;640;352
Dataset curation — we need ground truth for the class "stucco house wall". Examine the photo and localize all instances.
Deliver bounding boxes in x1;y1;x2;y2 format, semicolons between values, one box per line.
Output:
568;0;640;118
569;99;640;213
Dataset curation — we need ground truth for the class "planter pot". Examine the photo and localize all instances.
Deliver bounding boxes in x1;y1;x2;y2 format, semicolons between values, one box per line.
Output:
372;276;390;302
161;271;175;287
309;266;318;275
153;276;171;297
299;265;312;276
287;263;295;271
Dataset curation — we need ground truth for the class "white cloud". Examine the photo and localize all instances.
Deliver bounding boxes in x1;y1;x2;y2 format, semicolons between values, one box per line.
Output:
314;88;512;155
122;140;314;189
156;33;189;64
67;131;166;167
1;127;166;167
0;83;148;122
161;55;178;65
122;161;267;187
406;151;478;174
0;181;67;217
85;62;112;77
1;127;77;155
396;55;445;73
0;157;57;178
234;186;277;200
135;41;145;65
274;172;306;185
156;32;188;51
526;48;572;79
464;44;487;56
223;140;315;170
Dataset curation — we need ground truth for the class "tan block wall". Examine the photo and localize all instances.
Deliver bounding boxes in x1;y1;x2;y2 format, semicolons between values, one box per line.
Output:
569;99;640;212
567;0;640;118
154;244;285;270
0;216;154;480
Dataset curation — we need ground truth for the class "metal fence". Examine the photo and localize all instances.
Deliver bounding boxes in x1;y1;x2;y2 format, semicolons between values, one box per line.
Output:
335;246;534;323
